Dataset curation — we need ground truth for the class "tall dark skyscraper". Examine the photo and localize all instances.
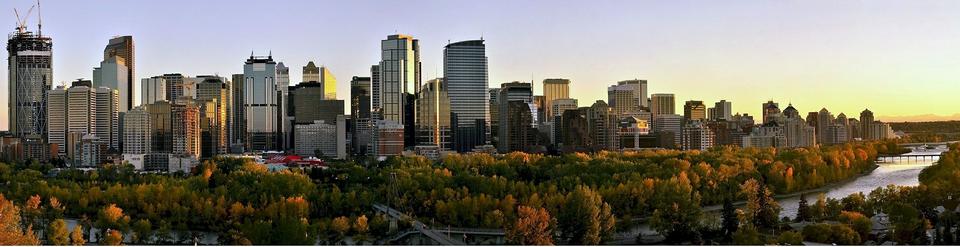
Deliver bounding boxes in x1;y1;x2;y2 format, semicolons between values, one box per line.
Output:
230;73;245;153
243;54;278;151
104;35;135;111
444;40;489;152
351;76;372;155
8;23;53;140
162;73;185;101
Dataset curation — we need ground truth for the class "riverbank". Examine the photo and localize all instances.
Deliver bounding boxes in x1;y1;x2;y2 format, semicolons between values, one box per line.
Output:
698;163;881;213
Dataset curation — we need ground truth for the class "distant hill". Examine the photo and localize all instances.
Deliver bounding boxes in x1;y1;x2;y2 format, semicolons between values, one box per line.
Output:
889;121;960;141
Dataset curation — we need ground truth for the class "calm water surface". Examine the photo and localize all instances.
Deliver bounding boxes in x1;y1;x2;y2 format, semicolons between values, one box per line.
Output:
778;149;944;218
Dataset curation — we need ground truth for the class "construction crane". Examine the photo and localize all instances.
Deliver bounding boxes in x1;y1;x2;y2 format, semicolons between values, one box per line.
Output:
13;0;42;34
13;5;35;33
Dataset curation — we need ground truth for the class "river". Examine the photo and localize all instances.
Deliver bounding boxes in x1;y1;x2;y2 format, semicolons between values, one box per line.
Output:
778;148;945;218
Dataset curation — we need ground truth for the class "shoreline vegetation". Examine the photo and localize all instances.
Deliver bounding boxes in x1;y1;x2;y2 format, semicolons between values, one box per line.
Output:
0;140;943;245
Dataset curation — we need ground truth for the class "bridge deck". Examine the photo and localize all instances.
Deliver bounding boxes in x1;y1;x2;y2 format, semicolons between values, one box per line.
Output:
373;204;466;245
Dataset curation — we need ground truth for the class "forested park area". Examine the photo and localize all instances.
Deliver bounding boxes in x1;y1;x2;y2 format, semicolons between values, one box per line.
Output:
3;140;957;245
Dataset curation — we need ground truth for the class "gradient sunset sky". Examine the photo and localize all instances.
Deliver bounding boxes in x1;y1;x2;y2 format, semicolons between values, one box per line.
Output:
1;0;958;129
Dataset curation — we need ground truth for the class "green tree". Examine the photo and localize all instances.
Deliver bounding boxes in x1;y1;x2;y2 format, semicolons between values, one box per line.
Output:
732;225;764;245
556;186;615;244
802;223;832;243
777;230;804;245
47;219;70;245
132;219;152;244
888;203;923;244
796;194;811;222
721;199;738;241
650;173;702;243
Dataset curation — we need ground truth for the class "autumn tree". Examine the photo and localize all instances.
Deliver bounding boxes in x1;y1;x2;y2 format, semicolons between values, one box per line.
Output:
47;219;70;245
103;229;123;245
0;194;40;245
70;225;86;246
838;211;871;241
331;216;351;239
47;197;66;220
740;179;781;229
505;206;555;245
97;204;130;232
556;186;615;244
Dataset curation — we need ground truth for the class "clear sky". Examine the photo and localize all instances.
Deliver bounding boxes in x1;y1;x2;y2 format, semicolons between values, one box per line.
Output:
1;0;958;130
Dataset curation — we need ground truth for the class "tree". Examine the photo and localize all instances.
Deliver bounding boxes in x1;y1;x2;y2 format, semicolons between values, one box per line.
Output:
132;219;152;244
331;216;351;239
97;204;130;232
556;186;615;244
353;215;369;235
740;179;781;228
47;219;71;245
103;229;123;245
0;194;40;245
796;194;811;222
777;231;803;245
829;224;862;245
649;173;702;243
70;225;86;246
838;211;871;241
720;199;738;241
802;223;832;243
732;224;764;245
888;203;923;244
505;206;555;245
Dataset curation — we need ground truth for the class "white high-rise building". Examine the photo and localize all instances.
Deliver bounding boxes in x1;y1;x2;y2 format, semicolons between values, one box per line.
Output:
607;79;647;115
122;106;151;154
47;81;119;158
94;87;120;150
122;106;151;170
294;118;347;159
141;77;166;105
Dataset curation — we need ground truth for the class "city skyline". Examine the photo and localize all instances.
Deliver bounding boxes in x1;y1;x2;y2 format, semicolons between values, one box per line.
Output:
0;0;958;132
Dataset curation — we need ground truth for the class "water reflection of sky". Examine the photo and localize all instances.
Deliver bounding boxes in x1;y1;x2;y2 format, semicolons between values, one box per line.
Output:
778;155;938;218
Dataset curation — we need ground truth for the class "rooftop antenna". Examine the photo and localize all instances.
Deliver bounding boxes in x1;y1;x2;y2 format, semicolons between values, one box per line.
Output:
250;50;254;58
268;50;272;59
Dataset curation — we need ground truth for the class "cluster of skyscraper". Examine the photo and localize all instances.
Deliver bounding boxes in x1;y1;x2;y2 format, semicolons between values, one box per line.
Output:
3;21;899;170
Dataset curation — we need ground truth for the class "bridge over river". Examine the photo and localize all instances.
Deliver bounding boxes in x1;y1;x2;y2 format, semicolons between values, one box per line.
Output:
373;203;506;245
